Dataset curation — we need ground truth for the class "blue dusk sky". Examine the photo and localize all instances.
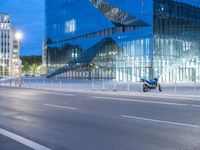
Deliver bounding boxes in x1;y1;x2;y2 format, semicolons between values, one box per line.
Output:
0;0;44;56
0;0;200;56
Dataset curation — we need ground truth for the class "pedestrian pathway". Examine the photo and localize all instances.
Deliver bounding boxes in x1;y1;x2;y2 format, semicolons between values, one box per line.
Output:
1;78;200;99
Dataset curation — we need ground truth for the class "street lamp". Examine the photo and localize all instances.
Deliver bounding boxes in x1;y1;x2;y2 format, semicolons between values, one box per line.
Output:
15;31;23;41
14;31;23;86
15;31;23;60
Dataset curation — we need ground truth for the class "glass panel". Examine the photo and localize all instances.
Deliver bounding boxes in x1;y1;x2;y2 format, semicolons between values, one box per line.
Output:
45;0;153;81
153;0;200;82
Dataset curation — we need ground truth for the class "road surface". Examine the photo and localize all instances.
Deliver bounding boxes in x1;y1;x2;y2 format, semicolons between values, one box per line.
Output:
0;87;200;150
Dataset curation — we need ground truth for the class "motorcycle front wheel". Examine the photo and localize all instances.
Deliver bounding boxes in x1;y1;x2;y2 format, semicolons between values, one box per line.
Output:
142;84;149;92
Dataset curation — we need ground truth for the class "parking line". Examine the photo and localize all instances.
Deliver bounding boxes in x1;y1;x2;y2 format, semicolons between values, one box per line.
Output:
92;96;200;108
0;128;52;150
44;103;78;110
122;115;199;128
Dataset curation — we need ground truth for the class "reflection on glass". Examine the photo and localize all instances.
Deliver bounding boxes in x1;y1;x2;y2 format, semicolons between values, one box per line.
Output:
45;0;200;82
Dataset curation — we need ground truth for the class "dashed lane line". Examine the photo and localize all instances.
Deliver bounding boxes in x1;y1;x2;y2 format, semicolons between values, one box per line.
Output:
31;91;74;97
92;96;200;108
44;103;78;110
122;115;199;128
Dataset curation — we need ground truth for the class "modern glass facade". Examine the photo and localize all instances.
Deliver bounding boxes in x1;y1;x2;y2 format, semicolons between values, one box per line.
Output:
153;0;200;82
45;0;200;82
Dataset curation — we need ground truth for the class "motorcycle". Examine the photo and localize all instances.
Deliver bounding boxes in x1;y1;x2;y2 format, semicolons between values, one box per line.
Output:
140;78;162;92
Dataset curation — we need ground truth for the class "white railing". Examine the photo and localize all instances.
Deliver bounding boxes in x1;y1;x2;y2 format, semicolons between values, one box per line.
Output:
1;77;200;94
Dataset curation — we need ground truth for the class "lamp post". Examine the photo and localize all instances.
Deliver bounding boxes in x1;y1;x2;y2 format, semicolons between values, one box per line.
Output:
14;31;23;86
15;32;23;55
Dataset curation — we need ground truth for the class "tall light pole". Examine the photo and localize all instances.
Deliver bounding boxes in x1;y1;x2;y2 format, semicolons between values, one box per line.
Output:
14;31;23;86
15;32;23;52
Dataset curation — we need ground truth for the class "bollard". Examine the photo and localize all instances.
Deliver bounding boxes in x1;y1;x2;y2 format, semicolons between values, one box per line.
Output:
36;79;38;88
127;82;130;92
51;80;53;88
91;81;95;91
30;79;32;88
19;79;22;88
140;82;143;92
157;84;159;92
174;81;177;93
60;80;62;88
21;79;23;87
43;79;45;88
102;82;105;91
194;80;197;92
113;82;117;91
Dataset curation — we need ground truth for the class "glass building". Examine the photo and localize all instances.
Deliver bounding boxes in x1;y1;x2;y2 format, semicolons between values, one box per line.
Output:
45;0;200;82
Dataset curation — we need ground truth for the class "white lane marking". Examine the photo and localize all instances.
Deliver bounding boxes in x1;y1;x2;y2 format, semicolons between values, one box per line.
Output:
140;95;200;101
92;96;200;108
0;128;52;150
121;115;199;128
44;103;78;110
93;91;200;101
36;91;74;97
0;97;25;102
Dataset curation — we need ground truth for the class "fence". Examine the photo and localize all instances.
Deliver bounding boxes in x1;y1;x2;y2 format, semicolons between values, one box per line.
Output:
0;77;200;94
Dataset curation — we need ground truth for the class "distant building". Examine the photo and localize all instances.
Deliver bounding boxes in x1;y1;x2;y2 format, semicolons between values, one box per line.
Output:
0;14;20;77
45;0;200;82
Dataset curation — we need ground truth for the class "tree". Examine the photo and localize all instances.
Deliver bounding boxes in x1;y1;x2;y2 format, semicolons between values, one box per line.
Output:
20;55;42;75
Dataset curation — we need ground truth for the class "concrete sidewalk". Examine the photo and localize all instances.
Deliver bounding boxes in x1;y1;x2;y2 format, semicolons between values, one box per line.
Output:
21;82;200;100
1;78;200;99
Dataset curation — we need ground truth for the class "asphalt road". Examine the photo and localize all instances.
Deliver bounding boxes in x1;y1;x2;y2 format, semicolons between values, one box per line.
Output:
0;87;200;150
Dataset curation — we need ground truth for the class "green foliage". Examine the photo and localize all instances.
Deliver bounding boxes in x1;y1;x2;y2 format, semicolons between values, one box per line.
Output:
20;55;43;75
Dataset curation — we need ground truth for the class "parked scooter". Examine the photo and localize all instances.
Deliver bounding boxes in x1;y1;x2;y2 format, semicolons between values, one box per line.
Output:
140;78;162;92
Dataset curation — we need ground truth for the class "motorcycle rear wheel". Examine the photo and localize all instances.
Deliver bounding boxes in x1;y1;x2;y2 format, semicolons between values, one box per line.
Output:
158;84;162;92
